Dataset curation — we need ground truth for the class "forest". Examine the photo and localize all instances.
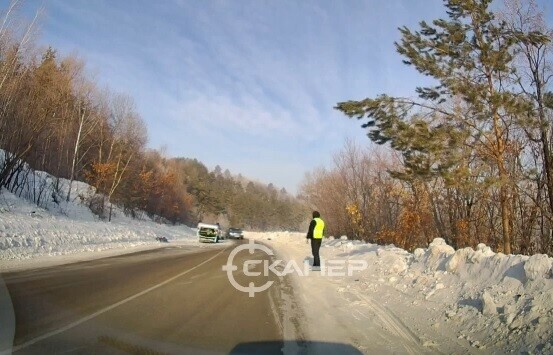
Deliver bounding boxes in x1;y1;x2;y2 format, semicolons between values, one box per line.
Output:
302;0;553;255
0;1;308;231
3;0;553;256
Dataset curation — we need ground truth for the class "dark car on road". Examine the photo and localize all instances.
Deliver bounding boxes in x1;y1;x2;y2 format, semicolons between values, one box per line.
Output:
226;228;244;239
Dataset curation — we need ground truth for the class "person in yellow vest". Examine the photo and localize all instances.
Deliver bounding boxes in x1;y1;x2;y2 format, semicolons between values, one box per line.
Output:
306;211;325;268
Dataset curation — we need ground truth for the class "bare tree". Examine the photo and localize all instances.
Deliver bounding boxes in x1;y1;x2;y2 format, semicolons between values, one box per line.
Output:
509;0;552;254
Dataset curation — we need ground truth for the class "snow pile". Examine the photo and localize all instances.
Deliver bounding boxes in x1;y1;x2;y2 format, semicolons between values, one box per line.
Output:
364;238;551;352
524;254;553;281
246;231;553;353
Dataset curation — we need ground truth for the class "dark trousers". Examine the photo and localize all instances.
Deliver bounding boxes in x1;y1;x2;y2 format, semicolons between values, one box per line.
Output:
311;238;322;267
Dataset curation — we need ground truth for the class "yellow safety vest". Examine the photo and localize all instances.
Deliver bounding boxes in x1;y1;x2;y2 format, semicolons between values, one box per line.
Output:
313;217;325;239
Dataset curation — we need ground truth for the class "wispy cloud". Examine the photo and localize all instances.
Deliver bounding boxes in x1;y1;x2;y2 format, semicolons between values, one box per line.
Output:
23;0;448;192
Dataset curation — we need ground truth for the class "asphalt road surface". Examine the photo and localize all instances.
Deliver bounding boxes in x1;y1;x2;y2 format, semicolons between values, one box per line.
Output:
0;240;292;354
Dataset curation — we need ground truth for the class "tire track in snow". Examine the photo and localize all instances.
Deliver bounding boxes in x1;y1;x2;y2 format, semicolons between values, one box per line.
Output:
337;289;423;355
357;292;423;354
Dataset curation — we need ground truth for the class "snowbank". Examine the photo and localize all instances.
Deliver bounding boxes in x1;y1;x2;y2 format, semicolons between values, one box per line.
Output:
0;156;203;271
247;231;553;353
0;187;198;271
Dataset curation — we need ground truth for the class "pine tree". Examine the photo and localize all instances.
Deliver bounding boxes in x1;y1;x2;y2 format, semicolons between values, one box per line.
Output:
335;0;549;254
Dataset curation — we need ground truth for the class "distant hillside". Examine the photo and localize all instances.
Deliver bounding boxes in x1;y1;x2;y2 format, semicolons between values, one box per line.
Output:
0;5;308;232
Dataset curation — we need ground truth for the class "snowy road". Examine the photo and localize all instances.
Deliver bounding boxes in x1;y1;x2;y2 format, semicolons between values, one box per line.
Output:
2;233;552;354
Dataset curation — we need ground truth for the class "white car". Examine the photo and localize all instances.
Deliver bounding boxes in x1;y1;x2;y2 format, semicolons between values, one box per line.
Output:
197;223;221;243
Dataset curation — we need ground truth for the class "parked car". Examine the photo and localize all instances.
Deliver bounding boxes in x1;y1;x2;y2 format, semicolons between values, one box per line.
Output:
226;228;244;240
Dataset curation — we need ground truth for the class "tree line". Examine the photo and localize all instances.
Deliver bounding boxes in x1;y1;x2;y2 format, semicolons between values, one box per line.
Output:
0;1;307;231
302;0;553;255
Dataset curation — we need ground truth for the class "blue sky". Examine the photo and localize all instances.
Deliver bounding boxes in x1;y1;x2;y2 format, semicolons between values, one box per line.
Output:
18;0;550;193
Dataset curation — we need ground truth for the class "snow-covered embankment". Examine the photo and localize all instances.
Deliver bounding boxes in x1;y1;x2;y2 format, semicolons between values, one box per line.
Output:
247;232;553;354
0;176;197;271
